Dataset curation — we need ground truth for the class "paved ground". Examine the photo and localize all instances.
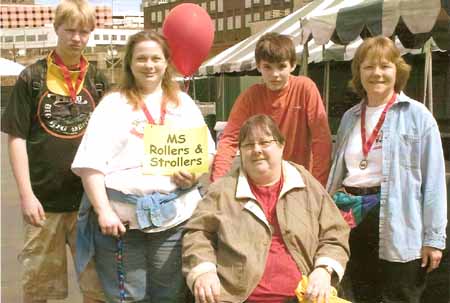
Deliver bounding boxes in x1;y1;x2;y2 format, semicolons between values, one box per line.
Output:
1;133;82;302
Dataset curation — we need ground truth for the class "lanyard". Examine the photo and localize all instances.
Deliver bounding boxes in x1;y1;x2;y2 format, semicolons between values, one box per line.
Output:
52;51;87;102
140;97;167;125
359;93;396;168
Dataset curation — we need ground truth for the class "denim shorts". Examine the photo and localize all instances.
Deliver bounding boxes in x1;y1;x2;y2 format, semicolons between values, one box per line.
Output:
93;223;187;303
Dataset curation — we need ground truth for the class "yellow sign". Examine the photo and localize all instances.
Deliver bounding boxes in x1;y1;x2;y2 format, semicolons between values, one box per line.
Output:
143;124;209;175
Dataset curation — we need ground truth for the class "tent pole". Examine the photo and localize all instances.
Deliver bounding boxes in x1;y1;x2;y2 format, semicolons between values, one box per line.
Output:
427;44;433;114
323;61;330;114
423;41;431;105
300;42;309;76
193;76;197;100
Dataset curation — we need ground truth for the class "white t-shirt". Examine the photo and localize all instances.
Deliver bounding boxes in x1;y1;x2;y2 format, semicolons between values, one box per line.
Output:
72;90;216;232
342;103;385;187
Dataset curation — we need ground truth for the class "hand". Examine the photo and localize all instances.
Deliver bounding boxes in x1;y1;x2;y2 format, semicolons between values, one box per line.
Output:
97;209;126;237
193;272;220;303
305;267;332;303
421;246;442;273
172;170;197;189
20;193;46;227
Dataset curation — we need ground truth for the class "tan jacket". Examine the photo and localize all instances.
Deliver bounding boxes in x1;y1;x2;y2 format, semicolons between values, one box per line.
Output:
182;161;350;303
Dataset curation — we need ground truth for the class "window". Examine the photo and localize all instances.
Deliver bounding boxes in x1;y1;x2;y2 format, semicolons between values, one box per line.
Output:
254;0;260;3
15;35;25;42
245;14;251;27
151;12;156;22
5;36;13;43
112;35;117;41
94;34;100;40
217;18;223;31
121;35;126;41
26;35;36;42
227;16;233;30
265;0;271;4
235;15;241;28
210;1;216;11
285;8;290;15
264;10;271;19
38;34;47;41
201;2;207;9
218;0;223;12
157;11;162;22
103;34;109;40
245;0;251;8
254;12;260;21
165;9;169;16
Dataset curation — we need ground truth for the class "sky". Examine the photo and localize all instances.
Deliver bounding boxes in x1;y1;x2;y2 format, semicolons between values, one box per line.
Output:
35;0;142;16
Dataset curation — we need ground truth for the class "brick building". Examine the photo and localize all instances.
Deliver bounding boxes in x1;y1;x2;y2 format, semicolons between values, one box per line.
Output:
142;0;312;56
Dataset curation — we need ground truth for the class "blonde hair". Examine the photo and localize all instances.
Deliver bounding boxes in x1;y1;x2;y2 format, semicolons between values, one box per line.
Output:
54;0;96;31
120;30;180;109
351;36;411;98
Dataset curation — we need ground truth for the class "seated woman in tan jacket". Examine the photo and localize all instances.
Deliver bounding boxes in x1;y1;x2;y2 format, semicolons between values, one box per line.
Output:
182;114;350;303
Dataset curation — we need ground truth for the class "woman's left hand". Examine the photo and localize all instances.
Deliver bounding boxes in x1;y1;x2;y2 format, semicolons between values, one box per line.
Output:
172;170;198;189
421;246;442;273
305;267;332;303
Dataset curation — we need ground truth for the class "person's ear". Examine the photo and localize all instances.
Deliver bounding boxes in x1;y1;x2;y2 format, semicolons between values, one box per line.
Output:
256;63;262;73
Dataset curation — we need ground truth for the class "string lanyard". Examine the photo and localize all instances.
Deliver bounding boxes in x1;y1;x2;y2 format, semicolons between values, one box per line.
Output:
116;97;168;302
359;93;396;170
140;97;167;125
52;51;87;102
116;237;126;303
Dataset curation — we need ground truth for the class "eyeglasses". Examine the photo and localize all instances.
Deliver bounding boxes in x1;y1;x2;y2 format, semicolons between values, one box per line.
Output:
240;139;277;150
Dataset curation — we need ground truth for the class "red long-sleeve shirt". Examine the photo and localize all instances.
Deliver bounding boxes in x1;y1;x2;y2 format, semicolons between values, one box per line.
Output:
211;75;332;186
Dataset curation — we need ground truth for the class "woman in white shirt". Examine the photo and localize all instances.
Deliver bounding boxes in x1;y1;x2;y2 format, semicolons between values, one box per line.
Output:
72;30;215;303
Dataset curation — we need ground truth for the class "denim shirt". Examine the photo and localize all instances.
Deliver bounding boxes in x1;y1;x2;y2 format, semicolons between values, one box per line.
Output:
327;92;447;262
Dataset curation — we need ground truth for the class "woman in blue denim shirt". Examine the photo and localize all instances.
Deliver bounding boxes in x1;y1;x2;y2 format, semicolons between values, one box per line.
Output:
327;36;447;303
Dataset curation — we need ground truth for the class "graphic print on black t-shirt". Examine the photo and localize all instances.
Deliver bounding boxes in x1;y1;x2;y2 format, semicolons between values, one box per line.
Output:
37;88;96;138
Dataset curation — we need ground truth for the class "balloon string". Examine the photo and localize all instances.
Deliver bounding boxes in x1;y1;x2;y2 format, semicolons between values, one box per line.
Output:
184;79;190;93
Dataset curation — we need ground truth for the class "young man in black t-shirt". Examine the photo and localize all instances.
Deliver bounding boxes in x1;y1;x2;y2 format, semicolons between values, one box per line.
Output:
1;1;108;302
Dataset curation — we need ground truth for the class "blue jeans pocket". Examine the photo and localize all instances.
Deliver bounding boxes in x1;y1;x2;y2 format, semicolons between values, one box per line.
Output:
136;192;178;229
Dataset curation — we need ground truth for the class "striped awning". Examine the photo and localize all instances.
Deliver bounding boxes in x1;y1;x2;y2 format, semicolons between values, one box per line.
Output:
198;0;447;76
299;0;450;49
198;0;335;76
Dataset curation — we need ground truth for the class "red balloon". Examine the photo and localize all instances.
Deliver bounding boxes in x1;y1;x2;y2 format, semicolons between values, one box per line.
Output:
163;3;214;77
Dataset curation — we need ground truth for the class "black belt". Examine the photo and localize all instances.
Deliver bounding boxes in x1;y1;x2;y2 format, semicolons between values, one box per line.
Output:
344;186;381;196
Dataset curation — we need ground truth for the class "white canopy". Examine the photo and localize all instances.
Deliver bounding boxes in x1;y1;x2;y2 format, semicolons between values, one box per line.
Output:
0;58;25;77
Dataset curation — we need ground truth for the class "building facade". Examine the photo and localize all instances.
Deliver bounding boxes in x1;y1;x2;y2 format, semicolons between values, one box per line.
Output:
142;0;311;56
0;4;112;29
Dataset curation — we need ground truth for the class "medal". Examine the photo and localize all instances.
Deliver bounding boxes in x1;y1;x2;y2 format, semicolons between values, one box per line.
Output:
360;93;396;170
359;159;368;169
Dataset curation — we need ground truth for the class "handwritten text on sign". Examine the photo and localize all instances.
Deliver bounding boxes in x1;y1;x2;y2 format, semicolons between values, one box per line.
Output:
143;125;208;175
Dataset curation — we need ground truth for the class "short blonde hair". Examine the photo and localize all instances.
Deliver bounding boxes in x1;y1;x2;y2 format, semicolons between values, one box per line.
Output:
351;36;411;98
54;0;96;31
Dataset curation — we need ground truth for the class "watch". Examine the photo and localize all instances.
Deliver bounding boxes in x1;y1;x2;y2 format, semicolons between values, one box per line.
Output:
315;264;333;275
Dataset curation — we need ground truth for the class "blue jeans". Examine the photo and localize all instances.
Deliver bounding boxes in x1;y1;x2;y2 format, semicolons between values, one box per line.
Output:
93;224;187;303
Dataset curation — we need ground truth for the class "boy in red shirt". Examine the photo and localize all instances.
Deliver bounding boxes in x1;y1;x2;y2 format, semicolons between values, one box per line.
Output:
211;32;332;186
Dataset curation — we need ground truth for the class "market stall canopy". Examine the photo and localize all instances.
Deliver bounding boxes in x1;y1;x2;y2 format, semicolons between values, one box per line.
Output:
299;0;450;50
198;0;441;76
0;58;25;76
